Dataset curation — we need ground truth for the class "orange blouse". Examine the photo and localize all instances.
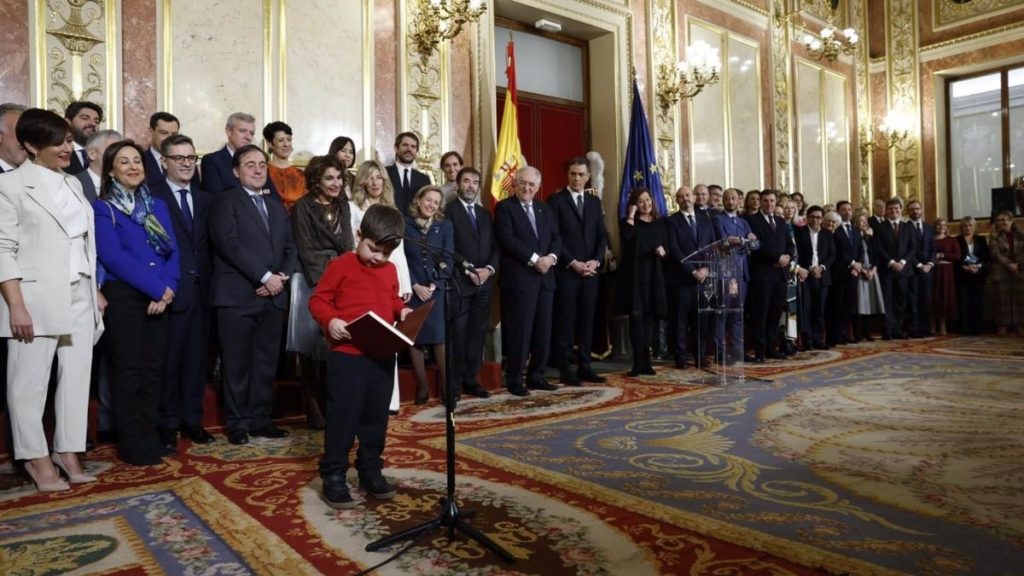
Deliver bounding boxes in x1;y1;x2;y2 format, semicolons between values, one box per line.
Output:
268;164;306;212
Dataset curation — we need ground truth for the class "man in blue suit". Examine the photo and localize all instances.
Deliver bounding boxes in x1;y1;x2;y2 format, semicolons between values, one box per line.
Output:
208;145;296;445
495;166;561;396
666;185;716;368
745;189;794;362
906;200;936;337
151;135;215;448
200;112;278;199
711;188;758;364
548;158;608;385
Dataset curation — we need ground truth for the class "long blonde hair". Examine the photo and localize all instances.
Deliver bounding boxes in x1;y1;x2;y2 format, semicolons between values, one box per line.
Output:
351;160;395;209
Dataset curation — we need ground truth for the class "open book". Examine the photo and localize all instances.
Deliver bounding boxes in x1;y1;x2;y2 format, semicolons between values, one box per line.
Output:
345;300;435;360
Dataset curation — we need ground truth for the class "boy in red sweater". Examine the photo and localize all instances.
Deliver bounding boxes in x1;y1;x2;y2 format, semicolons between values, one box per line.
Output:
309;204;411;509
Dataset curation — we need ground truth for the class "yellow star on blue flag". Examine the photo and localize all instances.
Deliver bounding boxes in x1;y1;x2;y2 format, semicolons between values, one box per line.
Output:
618;79;666;217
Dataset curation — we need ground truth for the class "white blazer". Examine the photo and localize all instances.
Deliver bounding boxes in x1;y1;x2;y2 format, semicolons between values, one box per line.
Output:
0;164;104;340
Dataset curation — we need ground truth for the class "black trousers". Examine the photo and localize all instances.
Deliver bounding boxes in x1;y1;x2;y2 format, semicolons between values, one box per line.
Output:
217;301;283;433
161;297;209;431
628;313;656;371
749;277;787;356
318;351;393;481
449;285;492;389
552;272;599;371
959;282;985;334
908;270;933;335
881;272;909;337
801;279;829;345
104;281;168;461
501;286;553;386
668;283;709;363
827;274;853;344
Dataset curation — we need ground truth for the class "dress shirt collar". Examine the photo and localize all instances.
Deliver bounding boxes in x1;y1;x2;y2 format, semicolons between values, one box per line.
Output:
167;177;190;193
682;211;695;219
395;160;415;171
87;168;100;189
0;158;16;172
461;199;476;212
243;186;263;198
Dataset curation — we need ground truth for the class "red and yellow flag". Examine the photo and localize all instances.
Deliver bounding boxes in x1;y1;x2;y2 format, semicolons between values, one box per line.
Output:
491;39;525;202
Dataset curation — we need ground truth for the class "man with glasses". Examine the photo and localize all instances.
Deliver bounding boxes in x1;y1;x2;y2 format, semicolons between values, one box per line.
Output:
144;112;200;189
151;134;216;450
794;205;835;350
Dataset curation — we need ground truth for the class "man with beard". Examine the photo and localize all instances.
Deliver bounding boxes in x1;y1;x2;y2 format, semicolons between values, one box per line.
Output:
64;101;103;175
386;131;431;217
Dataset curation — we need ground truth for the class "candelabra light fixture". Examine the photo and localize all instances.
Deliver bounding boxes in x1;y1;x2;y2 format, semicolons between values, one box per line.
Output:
409;0;487;65
859;111;912;161
800;25;858;62
655;40;722;113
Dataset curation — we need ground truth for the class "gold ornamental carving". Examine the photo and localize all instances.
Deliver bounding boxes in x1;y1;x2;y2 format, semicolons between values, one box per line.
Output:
852;0;872;208
770;0;793;193
935;0;1024;29
650;0;679;204
402;0;448;184
39;0;113;112
886;0;922;202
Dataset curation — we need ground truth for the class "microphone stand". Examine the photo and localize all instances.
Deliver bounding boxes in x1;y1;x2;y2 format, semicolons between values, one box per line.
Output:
364;233;515;566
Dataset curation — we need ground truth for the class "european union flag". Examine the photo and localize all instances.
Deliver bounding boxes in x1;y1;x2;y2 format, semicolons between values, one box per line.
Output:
618;79;666;218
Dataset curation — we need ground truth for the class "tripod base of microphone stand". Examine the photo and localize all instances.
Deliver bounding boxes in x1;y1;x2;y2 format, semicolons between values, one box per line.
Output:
364;496;515;564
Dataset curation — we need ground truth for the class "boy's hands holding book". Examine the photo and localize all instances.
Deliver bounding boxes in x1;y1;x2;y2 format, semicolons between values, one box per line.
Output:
328;318;351;340
400;308;413;322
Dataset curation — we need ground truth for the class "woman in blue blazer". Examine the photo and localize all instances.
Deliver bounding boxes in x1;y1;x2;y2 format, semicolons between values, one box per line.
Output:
404;185;453;404
94;140;179;466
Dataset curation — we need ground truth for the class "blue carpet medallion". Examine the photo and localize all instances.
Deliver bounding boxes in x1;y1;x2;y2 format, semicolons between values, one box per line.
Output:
455;352;1024;576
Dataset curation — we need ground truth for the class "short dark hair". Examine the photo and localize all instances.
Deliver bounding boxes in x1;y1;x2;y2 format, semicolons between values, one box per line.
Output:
760;189;777;199
262;121;292;143
100;140;146;199
15;108;70;157
160;134;195;156
907;199;921;209
836;200;852;210
360;204;404;250
708;184;723;193
394;131;419;147
456;166;481;183
304;155;346;193
149;111;179;129
565;156;589;171
232;144;267;167
439;150;463;168
806;205;824;217
64;101;103;122
626;187;660;219
885;197;902;208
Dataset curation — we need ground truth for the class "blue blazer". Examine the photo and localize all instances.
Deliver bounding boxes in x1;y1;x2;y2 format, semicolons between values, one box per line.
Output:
712;212;755;282
150;179;212;311
94;194;180;301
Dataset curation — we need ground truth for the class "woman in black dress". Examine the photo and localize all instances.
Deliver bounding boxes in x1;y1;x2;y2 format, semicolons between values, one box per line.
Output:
615;187;668;376
955;216;989;335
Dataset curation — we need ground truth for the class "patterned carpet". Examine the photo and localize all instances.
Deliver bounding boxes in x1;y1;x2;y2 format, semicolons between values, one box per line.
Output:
2;336;1022;575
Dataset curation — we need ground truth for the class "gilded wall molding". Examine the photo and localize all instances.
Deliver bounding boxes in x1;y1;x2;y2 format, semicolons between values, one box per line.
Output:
696;0;770;29
770;0;793;192
650;0;679;204
920;20;1024;61
30;0;120;126
934;0;1024;30
400;0;447;184
852;0;871;207
886;0;922;203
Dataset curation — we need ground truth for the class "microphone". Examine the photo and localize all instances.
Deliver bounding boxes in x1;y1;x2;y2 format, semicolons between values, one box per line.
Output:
378;233;478;277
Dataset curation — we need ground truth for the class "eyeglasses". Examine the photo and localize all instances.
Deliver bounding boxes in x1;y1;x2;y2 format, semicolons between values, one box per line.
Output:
165;154;198;164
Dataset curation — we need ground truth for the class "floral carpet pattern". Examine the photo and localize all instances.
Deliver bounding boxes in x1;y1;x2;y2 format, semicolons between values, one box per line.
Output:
1;337;1021;575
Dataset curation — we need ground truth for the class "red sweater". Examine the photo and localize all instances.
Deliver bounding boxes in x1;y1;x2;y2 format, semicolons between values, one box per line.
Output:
309;251;406;355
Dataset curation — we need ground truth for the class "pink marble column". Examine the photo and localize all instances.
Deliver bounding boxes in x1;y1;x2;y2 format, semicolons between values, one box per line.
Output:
121;0;157;144
374;0;398;160
0;2;31;105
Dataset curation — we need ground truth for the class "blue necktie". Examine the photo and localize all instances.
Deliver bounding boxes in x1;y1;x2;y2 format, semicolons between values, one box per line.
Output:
467;204;478;231
177;189;193;236
252;194;270;231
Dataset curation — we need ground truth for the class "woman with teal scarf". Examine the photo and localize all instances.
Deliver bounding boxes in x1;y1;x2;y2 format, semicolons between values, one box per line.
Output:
94;140;180;466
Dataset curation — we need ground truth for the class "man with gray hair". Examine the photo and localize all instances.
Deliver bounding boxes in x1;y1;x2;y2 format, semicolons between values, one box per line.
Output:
0;103;27;173
200;112;278;198
75;129;123;202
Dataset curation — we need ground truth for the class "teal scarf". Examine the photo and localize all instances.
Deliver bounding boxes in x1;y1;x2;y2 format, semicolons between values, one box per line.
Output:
108;181;174;256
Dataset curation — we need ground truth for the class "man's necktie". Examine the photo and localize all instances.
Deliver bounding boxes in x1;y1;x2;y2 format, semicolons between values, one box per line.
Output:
893;221;900;235
80;150;89;169
252;194;270;231
687;214;695;231
403;168;410;197
177;189;193;236
575;194;584;218
916;221;923;237
467;204;478;231
524;203;538;236
768;215;776;231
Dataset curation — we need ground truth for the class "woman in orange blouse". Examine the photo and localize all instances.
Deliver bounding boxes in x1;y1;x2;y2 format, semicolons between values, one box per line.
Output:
264;121;306;212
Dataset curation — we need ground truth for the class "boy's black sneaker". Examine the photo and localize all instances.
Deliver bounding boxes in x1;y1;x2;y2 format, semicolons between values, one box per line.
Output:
321;481;356;509
359;475;396;499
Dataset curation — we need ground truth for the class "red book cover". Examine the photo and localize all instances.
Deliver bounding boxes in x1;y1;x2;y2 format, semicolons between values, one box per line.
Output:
346;300;434;360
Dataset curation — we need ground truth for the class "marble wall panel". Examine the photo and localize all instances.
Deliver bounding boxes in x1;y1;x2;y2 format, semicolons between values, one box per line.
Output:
689;24;727;187
283;0;363;158
122;0;157;143
870;70;891;197
728;37;763;190
373;0;397;162
824;71;851;204
166;0;264;155
450;26;473;166
796;60;824;206
0;2;30;105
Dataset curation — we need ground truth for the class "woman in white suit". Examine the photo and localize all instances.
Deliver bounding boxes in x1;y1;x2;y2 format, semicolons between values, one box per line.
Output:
0;109;104;491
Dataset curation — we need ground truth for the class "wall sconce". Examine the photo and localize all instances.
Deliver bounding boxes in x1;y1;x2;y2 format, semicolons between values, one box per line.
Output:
800;26;858;62
655;40;722;113
859;111;912;162
409;0;487;65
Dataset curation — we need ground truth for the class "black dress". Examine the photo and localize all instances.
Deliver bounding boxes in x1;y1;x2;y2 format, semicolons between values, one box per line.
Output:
615;217;668;317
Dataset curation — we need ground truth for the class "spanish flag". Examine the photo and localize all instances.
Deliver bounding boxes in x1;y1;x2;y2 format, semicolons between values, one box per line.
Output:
491;39;525;202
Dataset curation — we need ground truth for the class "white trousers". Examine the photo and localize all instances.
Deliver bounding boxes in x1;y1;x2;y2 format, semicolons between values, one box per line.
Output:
7;279;95;459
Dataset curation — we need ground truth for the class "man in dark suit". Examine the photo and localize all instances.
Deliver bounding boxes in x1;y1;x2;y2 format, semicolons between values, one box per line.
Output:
151;135;215;449
0;103;27;173
495;166;561;396
208;145;296;445
876;198;917;339
200;112;278;199
548;157;608;385
64;101;103;175
386;131;431;216
827;200;862;345
446;167;498;399
745;189;794;362
711;188;759;364
794;205;836;349
666;185;715;368
73;129;121;203
143;112;202;190
906;200;936;337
